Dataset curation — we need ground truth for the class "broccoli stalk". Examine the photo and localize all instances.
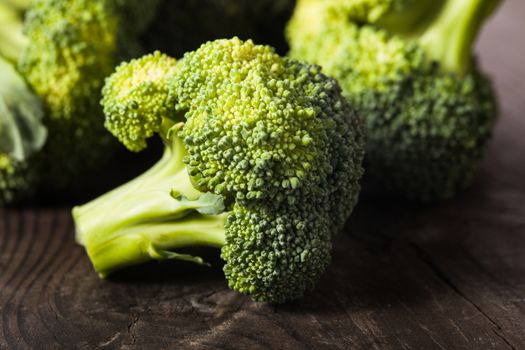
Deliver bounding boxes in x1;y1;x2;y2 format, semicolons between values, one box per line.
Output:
73;122;228;277
416;0;503;75
374;0;503;74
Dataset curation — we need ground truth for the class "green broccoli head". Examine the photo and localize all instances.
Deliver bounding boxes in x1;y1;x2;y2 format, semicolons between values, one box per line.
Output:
73;38;364;303
17;0;118;189
172;39;363;209
18;0;120;122
288;0;501;201
19;0;162;118
102;51;177;152
11;0;161;192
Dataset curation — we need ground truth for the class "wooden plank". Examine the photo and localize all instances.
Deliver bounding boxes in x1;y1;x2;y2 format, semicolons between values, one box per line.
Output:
0;0;524;348
0;208;520;349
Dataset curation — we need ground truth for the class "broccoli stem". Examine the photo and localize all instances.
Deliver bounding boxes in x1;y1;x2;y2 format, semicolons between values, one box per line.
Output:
73;129;229;277
417;0;503;75
2;0;31;12
73;133;201;239
83;213;227;278
375;0;444;35
0;1;28;63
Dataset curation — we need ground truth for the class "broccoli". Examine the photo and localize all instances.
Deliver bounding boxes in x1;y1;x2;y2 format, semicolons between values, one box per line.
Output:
17;0;162;190
287;0;502;201
0;1;44;202
72;39;365;303
0;55;46;203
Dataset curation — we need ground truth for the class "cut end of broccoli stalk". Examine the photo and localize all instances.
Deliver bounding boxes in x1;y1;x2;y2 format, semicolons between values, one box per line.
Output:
73;127;229;277
417;0;503;75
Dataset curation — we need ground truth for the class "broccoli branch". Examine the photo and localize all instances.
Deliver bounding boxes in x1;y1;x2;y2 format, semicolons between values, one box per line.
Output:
73;124;228;278
417;0;503;75
375;0;444;35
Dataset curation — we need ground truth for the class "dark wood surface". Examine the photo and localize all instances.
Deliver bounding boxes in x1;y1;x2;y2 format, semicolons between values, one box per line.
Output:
1;1;525;349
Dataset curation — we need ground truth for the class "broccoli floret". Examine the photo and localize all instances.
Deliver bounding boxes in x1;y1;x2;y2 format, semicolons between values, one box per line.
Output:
0;55;46;203
101;51;177;152
16;0;162;190
288;0;502;201
73;39;365;303
19;0;120;123
17;0;117;189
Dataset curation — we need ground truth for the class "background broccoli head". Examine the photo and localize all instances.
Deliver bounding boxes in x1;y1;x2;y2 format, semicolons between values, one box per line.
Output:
14;0;164;192
74;38;365;303
288;0;501;201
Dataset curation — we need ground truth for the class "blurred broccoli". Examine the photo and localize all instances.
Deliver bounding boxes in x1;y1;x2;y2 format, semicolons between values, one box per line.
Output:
0;0;162;203
17;0;162;190
288;0;502;201
0;55;46;203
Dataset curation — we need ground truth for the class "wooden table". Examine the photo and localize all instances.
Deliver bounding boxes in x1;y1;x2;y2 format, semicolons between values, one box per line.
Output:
1;1;524;348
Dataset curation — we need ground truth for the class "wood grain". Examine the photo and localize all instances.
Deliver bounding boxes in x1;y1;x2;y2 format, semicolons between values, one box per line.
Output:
1;0;524;348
